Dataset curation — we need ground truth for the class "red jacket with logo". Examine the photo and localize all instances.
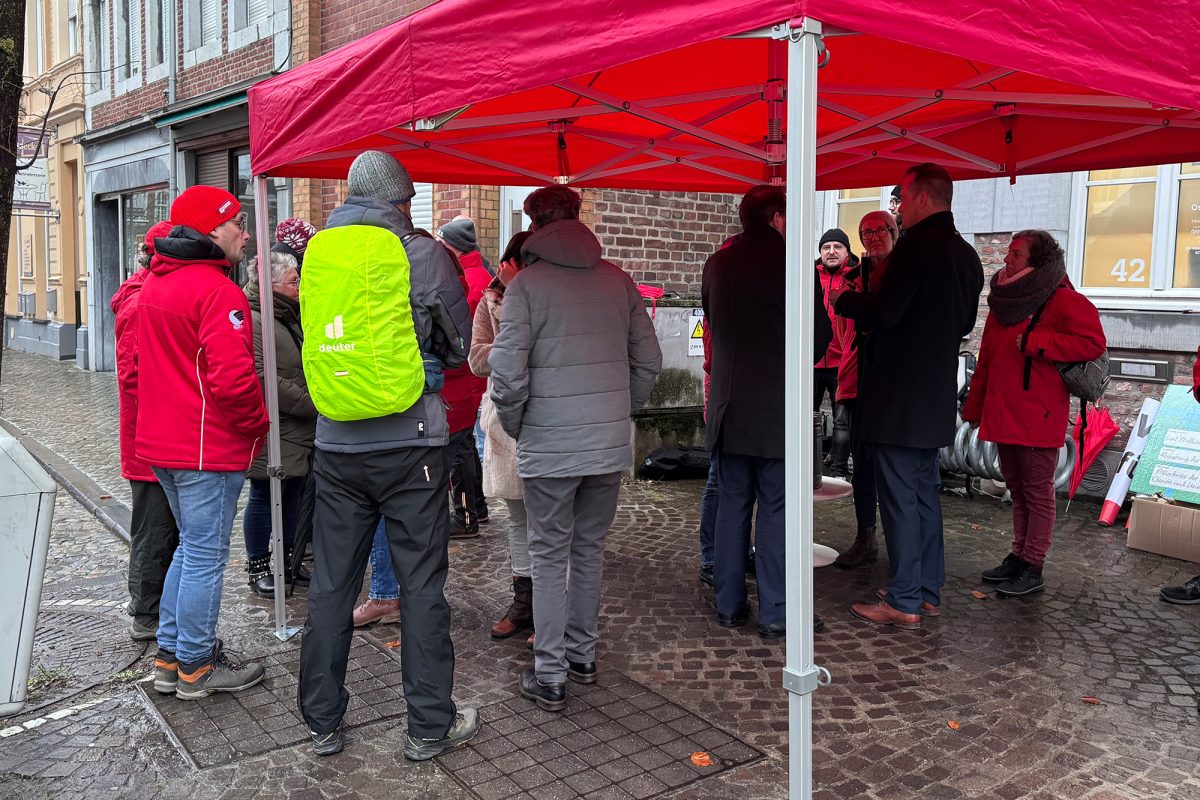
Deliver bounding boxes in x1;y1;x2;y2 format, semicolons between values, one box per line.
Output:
111;269;157;482
962;280;1106;448
442;250;492;433
134;229;269;471
816;257;857;369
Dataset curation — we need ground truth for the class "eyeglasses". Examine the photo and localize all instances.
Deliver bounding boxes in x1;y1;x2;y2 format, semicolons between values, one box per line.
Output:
860;227;893;240
222;214;247;232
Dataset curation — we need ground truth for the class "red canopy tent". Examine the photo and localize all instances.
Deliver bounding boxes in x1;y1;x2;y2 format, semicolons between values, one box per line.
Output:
245;3;1200;797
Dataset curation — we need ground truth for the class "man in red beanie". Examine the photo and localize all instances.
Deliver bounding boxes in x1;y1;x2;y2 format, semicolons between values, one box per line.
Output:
136;185;270;699
113;221;180;643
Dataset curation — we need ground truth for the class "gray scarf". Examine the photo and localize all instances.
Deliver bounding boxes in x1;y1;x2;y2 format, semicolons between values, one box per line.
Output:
986;261;1066;326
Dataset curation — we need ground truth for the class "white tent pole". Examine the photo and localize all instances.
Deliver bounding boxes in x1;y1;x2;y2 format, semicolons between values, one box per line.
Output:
253;175;299;642
782;18;827;800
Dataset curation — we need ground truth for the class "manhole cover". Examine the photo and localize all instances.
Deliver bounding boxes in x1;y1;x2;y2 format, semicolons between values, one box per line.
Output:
439;672;761;800
27;610;146;710
140;635;408;768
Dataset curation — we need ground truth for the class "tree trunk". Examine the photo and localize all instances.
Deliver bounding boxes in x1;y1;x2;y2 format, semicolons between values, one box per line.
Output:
0;5;27;384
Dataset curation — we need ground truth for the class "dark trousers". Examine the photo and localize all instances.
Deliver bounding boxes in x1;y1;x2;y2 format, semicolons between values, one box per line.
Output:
127;480;180;627
874;444;943;615
997;444;1059;571
713;452;786;626
242;476;305;560
814;368;849;473
845;400;877;530
449;428;486;524
698;451;719;568
298;446;455;739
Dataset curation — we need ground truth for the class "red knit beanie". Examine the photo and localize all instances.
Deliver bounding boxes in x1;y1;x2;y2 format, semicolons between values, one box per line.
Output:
144;221;174;255
170;185;241;235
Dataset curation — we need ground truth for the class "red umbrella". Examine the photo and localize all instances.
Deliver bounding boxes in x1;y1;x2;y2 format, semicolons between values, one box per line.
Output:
1069;406;1118;499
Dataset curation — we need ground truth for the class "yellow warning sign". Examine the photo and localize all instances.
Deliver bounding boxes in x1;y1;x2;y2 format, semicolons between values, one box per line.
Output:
691;319;705;339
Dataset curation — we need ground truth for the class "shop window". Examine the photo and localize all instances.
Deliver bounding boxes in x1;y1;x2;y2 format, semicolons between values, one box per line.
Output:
1073;164;1200;301
234;151;289;284
120;189;171;282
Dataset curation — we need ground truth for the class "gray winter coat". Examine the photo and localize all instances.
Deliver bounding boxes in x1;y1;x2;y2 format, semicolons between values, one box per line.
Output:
489;219;662;478
314;196;471;452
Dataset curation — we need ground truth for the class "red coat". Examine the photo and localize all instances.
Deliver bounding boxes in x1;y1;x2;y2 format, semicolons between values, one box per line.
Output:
833;256;887;402
442;253;490;433
111;270;156;482
815;258;856;369
1193;345;1199;403
134;233;269;471
962;280;1106;448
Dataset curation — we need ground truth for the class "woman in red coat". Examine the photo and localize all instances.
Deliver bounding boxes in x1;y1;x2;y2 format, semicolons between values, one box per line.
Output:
962;230;1105;597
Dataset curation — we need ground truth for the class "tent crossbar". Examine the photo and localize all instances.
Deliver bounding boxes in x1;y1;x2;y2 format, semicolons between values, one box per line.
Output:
821;84;1155;109
1015;107;1200;129
836;147;993;174
1016;120;1182;170
816;68;1013;148
436;85;764;131
574;127;764;163
816;112;996;155
818;98;1001;170
645;151;762;184
439;126;552;146
571;94;761;181
290;140;420;165
816;153;872;177
554;82;771;163
378;130;556;183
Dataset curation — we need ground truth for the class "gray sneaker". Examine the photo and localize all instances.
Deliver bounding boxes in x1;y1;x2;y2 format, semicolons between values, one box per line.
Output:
130;620;158;641
402;708;480;761
176;644;266;700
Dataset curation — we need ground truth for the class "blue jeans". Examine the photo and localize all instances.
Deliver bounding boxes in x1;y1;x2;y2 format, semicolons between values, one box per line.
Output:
368;519;399;600
242;476;304;560
154;468;245;667
699;452;720;568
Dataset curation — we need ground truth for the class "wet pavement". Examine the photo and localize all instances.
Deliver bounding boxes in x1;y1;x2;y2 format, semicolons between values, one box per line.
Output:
1;349;1198;800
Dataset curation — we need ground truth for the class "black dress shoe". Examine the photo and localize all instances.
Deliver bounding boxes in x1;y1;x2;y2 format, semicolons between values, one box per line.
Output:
758;622;785;640
519;668;567;711
290;563;312;587
567;660;597;684
717;608;749;628
698;565;714;587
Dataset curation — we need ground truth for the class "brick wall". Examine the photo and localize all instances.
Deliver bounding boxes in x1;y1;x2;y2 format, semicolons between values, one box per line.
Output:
433;185;500;263
580;189;741;294
319;0;435;53
971;234;1198;449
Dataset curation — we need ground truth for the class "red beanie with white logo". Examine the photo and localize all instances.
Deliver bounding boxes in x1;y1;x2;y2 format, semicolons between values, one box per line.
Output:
170;185;241;235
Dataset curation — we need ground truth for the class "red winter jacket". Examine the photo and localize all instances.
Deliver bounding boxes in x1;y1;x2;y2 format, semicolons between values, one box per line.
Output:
815;256;857;369
1193;345;1199;403
134;229;270;471
442;252;491;433
834;255;889;402
111;269;157;482
962;280;1106;448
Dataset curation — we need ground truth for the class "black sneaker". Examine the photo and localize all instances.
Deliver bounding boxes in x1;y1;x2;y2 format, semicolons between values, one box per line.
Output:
995;565;1045;597
402;708;481;761
449;519;480;539
518;668;567;711
175;643;266;700
981;553;1024;583
310;728;344;756
1160;575;1200;605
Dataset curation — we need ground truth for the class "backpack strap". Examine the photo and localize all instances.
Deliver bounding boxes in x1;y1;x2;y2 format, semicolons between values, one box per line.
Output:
1021;298;1051;391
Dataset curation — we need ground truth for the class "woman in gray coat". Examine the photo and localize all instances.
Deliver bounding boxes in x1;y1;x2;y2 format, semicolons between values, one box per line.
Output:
243;250;317;598
470;232;533;639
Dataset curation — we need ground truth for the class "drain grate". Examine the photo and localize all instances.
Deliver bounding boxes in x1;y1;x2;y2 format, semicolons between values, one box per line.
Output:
438;672;761;800
139;635;408;768
26;610;146;710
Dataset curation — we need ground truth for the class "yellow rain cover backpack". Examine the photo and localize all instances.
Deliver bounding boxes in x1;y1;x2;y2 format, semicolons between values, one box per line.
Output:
299;225;424;421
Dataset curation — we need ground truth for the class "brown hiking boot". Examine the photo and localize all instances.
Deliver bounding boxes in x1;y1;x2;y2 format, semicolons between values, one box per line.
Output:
491;576;533;639
353;598;401;627
834;526;878;569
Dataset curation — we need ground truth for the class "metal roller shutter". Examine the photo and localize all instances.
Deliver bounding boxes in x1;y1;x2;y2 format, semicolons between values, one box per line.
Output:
410;183;433;232
195;151;230;191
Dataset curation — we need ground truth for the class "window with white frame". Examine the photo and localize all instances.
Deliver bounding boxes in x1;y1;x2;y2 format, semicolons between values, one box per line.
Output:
114;0;140;80
67;0;79;57
233;0;271;29
27;0;46;75
1070;164;1200;301
98;0;110;89
822;187;889;255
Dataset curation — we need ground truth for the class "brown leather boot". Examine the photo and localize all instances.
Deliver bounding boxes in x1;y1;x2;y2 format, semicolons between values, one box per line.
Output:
490;576;533;639
834;526;878;569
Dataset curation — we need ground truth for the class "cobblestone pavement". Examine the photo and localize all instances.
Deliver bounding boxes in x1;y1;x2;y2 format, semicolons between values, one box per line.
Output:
2;350;1199;800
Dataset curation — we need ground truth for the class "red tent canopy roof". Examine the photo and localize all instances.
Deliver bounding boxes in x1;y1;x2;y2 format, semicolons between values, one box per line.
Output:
249;0;1200;189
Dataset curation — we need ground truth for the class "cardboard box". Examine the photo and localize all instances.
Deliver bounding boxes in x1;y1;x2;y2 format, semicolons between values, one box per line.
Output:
1127;497;1200;564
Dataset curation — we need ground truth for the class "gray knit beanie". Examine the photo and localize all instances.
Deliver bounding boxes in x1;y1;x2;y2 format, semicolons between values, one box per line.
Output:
347;151;416;204
438;218;478;253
